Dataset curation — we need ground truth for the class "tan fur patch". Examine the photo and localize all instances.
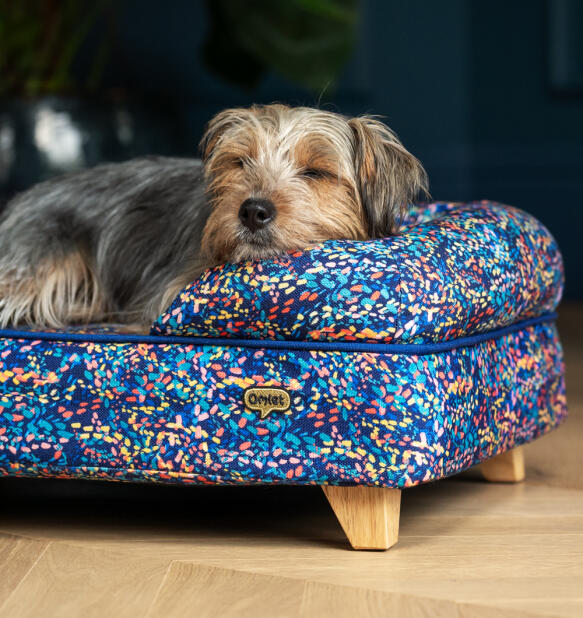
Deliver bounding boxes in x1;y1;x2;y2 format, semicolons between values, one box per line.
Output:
0;251;106;328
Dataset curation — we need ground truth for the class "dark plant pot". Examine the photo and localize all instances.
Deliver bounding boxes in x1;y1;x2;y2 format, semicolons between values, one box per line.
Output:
0;96;189;202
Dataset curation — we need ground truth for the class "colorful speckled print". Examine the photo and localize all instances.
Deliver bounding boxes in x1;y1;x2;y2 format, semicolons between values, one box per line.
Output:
153;202;563;343
0;202;567;488
0;322;566;486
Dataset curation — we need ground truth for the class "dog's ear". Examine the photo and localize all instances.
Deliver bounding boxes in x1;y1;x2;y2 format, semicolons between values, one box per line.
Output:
349;116;429;237
200;108;255;162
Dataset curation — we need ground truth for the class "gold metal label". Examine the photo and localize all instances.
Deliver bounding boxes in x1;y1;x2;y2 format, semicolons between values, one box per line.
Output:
244;387;291;419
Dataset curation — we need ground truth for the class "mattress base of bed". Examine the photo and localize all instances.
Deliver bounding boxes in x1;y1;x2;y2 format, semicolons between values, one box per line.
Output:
0;318;566;490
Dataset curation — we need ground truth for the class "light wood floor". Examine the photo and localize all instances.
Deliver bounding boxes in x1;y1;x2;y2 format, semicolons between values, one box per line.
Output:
0;305;581;618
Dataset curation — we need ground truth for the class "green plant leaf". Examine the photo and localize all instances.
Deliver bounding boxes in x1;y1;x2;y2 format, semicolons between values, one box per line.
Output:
0;0;117;97
203;0;358;92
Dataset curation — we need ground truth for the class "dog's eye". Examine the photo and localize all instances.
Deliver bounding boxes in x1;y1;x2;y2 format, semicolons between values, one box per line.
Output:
234;158;244;168
302;168;330;179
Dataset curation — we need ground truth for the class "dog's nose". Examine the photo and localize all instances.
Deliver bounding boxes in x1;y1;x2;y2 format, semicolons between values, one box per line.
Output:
238;198;275;232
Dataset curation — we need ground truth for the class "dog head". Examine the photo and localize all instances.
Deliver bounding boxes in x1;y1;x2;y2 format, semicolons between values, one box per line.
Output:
200;104;428;263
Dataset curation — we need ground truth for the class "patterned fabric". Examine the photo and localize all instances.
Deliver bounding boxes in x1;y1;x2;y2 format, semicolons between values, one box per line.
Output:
0;322;567;487
0;202;567;488
152;202;564;344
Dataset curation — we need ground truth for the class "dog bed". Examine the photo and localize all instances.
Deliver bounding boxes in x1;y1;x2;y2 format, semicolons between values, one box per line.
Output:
0;201;566;549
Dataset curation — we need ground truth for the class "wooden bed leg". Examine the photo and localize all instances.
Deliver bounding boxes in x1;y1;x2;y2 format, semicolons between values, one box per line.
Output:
322;486;401;550
479;446;525;483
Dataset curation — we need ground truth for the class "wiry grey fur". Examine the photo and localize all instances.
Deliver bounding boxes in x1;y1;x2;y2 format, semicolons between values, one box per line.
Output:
0;156;210;327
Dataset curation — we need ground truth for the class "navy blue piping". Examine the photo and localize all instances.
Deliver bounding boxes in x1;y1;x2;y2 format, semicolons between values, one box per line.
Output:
0;313;557;356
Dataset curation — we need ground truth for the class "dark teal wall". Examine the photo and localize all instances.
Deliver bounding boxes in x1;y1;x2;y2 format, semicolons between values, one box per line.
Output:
467;0;583;299
111;0;582;298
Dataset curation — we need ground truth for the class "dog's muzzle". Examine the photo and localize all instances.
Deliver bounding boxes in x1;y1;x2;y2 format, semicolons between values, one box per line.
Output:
238;198;275;233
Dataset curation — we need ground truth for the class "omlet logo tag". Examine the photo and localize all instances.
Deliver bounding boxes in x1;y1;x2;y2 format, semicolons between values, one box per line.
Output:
244;387;291;419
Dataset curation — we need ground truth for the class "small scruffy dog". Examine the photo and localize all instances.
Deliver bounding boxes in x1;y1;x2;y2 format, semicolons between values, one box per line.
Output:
0;104;428;329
